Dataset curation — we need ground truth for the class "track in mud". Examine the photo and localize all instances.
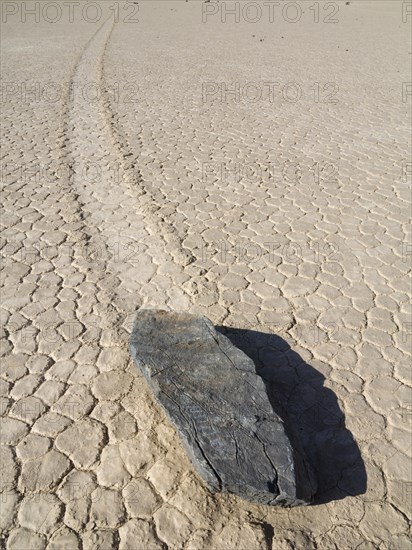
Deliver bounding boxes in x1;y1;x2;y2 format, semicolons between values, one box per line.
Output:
65;17;199;320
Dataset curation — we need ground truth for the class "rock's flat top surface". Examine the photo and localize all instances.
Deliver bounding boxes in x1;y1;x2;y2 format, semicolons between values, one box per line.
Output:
130;310;317;506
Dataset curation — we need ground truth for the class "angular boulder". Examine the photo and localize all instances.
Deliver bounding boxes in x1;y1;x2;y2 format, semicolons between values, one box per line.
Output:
129;310;317;506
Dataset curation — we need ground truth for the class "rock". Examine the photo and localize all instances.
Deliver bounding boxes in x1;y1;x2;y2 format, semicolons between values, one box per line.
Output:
129;310;317;506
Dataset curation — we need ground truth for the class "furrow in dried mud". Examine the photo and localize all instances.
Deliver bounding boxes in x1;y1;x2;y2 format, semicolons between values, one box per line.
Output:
65;18;204;329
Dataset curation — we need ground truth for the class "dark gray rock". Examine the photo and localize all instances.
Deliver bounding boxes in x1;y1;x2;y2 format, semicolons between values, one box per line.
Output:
129;310;317;506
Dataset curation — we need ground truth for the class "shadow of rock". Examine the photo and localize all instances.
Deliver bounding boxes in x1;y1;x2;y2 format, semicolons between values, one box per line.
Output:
217;326;367;504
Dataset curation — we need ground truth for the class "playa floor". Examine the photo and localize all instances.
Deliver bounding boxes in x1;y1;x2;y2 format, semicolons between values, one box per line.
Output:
1;1;411;548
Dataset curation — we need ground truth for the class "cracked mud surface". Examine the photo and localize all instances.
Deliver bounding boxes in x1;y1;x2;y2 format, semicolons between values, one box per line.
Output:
1;1;411;549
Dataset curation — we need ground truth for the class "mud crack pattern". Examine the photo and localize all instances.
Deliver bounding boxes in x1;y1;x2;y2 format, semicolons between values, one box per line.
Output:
1;1;411;549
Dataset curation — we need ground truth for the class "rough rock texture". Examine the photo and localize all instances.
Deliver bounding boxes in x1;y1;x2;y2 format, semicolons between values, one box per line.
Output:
130;310;317;506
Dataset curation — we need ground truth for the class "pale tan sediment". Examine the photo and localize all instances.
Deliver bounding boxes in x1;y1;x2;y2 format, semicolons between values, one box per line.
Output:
1;1;411;548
